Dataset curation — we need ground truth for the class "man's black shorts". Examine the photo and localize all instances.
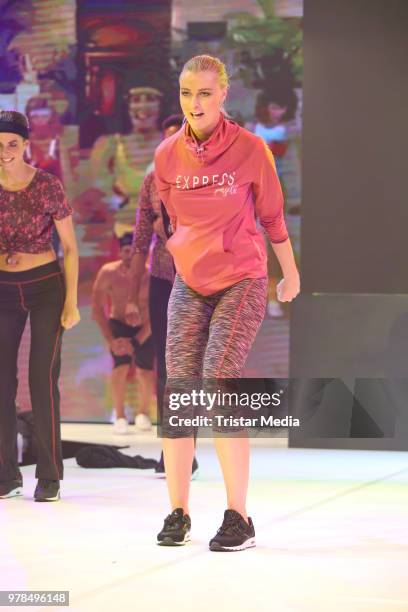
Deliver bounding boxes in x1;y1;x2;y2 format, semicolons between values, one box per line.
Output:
108;318;154;371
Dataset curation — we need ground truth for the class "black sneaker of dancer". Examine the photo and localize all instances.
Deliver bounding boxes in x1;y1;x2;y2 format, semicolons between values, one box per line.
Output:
209;509;256;552
154;452;165;477
0;479;23;499
154;454;199;481
191;456;199;480
34;479;60;502
157;508;191;546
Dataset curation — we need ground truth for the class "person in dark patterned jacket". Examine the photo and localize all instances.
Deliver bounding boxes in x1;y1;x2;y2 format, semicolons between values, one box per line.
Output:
127;114;198;478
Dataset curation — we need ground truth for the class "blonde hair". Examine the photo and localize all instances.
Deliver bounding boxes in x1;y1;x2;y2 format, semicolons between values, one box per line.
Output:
180;55;229;89
180;55;230;115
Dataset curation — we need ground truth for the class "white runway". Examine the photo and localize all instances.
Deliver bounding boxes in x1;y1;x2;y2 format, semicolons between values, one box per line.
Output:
1;425;408;612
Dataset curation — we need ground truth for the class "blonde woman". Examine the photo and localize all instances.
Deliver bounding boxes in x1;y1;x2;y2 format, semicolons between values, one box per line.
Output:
150;56;299;550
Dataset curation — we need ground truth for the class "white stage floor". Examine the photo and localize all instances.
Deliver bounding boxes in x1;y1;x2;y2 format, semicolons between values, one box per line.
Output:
1;424;408;611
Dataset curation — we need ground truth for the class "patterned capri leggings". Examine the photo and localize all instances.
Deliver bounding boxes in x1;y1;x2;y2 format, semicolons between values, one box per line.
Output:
163;274;268;437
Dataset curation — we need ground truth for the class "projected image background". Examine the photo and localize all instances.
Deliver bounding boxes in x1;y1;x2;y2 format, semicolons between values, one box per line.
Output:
0;0;303;422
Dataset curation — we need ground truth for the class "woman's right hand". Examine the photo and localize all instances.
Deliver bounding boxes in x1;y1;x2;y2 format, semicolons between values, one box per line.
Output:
125;301;141;326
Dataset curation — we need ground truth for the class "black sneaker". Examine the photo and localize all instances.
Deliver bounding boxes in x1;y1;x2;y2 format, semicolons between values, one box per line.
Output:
0;479;23;499
209;509;256;552
191;457;199;481
154;454;199;481
154;452;166;477
34;479;60;502
157;508;191;546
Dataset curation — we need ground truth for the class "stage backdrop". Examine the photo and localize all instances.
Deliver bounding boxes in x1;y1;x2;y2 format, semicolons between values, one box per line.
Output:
290;0;408;450
300;0;408;294
0;0;303;422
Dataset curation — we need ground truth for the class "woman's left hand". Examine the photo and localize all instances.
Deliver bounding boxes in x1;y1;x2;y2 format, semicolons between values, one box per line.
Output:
276;274;300;303
61;301;81;330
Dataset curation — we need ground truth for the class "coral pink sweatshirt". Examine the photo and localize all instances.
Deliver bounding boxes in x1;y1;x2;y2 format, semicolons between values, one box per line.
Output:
154;114;288;295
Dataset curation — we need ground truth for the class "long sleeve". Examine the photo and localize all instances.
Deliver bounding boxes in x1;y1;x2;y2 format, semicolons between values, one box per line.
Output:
252;139;289;244
132;172;155;254
154;149;177;230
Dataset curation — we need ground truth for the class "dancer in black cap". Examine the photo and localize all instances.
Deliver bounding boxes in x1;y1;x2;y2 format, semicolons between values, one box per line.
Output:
0;110;80;502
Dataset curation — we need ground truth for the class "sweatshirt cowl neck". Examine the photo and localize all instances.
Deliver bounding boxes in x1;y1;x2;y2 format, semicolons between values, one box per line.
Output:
182;113;241;166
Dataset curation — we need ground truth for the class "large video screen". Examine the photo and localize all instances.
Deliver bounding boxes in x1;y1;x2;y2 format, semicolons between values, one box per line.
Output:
0;0;303;422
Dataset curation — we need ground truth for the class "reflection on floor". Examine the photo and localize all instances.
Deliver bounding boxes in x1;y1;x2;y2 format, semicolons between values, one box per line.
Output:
1;424;407;611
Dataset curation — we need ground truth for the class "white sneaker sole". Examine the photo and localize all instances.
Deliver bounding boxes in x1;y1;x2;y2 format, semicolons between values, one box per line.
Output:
0;486;23;499
157;532;191;546
34;491;60;502
210;537;256;552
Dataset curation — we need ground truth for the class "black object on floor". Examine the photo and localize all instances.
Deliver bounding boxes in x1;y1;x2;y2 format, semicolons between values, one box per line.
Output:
75;445;158;469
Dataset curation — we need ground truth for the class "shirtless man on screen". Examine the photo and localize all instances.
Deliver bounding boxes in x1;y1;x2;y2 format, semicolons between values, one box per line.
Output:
92;233;154;434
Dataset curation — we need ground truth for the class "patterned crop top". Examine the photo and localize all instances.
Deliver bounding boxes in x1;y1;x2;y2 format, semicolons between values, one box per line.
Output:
0;168;72;255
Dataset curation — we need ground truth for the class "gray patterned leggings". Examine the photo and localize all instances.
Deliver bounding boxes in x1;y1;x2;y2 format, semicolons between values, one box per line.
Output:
163;275;268;436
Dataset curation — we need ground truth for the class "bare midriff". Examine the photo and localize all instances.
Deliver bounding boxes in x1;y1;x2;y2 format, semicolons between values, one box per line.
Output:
0;249;57;272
